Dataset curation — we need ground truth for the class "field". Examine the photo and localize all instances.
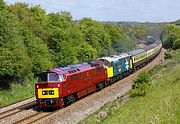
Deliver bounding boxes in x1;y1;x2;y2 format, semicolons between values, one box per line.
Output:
79;49;180;124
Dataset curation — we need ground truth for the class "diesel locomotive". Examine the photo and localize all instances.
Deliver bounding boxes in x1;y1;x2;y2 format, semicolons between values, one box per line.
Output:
35;41;162;108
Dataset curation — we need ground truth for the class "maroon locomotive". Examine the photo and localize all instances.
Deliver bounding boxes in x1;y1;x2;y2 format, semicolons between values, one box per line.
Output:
35;60;107;108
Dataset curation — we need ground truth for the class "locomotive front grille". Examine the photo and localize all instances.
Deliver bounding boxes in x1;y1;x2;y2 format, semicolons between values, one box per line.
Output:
38;88;59;99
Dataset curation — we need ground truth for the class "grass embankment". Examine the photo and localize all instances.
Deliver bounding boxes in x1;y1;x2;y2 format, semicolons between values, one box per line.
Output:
79;49;180;124
0;79;35;107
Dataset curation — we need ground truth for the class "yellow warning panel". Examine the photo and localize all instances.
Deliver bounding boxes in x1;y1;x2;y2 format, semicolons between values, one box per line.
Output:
38;88;59;98
106;66;113;78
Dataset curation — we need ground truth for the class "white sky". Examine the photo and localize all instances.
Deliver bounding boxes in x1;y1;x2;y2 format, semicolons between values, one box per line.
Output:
5;0;180;22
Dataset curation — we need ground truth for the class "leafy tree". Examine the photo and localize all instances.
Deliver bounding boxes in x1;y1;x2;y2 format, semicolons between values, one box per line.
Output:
163;33;177;49
0;10;31;86
21;28;53;74
8;3;49;42
0;1;139;88
134;25;149;40
7;3;53;74
79;18;111;56
0;0;5;10
30;5;48;27
161;24;180;49
77;42;97;61
48;13;84;65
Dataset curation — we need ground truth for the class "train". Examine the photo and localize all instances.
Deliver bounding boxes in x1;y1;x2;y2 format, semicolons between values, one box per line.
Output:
35;41;162;108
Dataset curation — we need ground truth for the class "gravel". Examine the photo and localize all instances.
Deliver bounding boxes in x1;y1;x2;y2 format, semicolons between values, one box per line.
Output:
0;109;38;124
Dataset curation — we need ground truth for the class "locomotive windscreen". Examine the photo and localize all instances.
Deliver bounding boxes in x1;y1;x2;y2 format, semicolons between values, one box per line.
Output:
99;59;112;67
38;72;65;82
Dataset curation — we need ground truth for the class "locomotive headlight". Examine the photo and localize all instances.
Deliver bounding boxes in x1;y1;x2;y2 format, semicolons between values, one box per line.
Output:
58;84;60;87
37;85;39;88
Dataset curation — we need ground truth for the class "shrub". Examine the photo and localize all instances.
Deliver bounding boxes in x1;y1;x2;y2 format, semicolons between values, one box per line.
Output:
172;39;180;50
164;51;172;59
130;72;150;97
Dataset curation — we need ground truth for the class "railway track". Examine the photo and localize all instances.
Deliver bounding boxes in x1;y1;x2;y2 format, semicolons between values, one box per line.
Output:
0;101;36;120
0;49;165;124
14;112;51;124
0;97;34;110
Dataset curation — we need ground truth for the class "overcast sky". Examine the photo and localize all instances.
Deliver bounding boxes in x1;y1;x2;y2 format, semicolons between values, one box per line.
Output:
5;0;180;22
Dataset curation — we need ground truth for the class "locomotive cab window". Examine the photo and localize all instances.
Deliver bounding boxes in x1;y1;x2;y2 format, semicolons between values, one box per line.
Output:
38;73;65;82
38;73;47;82
100;59;112;67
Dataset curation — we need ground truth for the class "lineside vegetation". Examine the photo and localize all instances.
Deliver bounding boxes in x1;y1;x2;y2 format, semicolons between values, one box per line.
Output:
79;49;180;124
0;0;148;89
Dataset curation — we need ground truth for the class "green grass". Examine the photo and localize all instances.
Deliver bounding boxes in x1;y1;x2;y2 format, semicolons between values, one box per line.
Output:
79;49;180;124
0;78;36;107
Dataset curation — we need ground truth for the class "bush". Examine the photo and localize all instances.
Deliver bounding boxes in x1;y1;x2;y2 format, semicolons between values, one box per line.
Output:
164;51;172;59
172;39;180;50
130;72;150;97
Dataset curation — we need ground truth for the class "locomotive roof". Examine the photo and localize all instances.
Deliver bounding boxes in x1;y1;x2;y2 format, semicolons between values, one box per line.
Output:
129;48;145;55
47;60;102;75
100;53;130;62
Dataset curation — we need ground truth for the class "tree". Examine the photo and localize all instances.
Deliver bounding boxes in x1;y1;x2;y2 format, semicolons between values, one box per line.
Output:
8;3;49;42
77;42;97;61
163;33;177;49
0;0;5;10
0;11;31;86
21;28;53;74
79;18;111;56
161;24;180;49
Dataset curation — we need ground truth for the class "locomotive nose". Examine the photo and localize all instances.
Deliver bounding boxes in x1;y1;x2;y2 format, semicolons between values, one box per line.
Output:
37;88;59;99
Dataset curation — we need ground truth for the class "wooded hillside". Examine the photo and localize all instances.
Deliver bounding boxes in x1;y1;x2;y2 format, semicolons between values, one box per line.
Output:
0;0;149;88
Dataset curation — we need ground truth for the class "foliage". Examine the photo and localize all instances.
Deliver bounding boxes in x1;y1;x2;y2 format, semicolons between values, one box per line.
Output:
79;18;111;56
0;10;32;86
161;24;180;49
164;51;172;59
79;49;180;124
172;39;180;50
0;0;139;89
0;0;5;10
0;76;35;107
130;72;150;97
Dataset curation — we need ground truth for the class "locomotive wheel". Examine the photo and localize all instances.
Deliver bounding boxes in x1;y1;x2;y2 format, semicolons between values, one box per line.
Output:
96;82;105;91
64;93;76;106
